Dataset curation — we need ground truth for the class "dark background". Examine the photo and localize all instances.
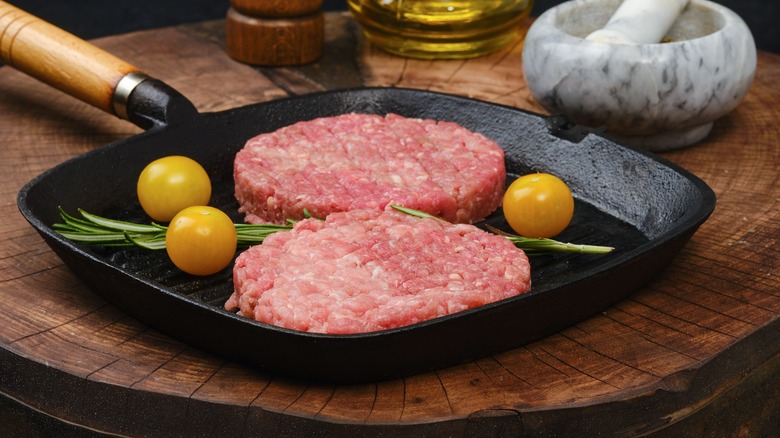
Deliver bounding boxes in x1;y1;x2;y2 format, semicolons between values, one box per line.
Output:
5;0;779;53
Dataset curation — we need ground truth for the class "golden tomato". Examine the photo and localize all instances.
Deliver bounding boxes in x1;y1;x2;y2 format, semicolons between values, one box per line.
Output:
165;206;237;276
137;156;211;222
502;173;574;238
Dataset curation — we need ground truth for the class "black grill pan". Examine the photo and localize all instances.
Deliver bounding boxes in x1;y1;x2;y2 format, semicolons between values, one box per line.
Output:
4;2;715;382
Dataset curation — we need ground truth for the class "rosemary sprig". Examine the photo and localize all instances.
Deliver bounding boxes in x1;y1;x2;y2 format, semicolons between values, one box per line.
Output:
485;225;614;255
390;205;445;221
54;207;168;249
53;207;292;250
391;205;614;255
54;206;614;255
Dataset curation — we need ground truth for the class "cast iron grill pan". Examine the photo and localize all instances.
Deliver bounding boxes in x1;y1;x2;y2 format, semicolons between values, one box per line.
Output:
4;3;715;382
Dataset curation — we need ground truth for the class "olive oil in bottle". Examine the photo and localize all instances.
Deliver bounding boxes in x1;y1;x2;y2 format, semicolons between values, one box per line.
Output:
347;0;534;59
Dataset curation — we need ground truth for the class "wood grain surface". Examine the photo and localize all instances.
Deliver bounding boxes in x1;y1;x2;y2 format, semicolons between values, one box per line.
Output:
0;13;778;437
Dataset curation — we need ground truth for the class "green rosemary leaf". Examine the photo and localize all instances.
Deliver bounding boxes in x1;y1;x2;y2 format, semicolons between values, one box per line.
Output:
390;204;446;221
78;209;163;233
125;232;167;250
55;231;134;244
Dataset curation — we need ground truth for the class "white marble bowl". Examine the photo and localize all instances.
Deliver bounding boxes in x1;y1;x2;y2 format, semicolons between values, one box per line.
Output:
522;0;756;150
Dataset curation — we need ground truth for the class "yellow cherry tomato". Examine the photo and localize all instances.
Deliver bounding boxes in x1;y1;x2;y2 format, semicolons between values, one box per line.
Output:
502;173;574;238
165;206;237;276
137;156;212;222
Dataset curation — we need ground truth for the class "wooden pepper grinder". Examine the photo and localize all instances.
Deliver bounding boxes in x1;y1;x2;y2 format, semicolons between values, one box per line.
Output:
226;0;323;66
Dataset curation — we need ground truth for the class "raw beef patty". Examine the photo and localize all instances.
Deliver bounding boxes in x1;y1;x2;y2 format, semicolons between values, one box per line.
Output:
234;113;506;224
225;207;531;334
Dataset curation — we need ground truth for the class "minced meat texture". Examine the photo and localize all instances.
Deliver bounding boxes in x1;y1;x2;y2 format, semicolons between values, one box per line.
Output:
225;207;531;334
233;113;505;225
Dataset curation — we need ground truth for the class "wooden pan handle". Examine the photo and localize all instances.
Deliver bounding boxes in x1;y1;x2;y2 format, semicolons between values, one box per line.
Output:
0;1;145;118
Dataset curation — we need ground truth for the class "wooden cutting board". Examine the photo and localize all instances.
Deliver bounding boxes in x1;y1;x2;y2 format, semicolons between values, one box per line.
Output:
1;13;778;437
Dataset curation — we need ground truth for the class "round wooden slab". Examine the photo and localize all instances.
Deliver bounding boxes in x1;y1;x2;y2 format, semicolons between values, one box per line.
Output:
1;13;778;437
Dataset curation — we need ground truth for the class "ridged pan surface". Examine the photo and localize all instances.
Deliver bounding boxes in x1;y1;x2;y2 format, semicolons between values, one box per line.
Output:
18;88;715;383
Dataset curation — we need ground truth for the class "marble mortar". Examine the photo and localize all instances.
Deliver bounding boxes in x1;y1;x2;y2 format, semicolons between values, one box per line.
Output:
522;0;756;150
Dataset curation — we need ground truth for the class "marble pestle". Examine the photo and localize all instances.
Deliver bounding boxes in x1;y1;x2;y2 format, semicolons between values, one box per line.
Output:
586;0;689;45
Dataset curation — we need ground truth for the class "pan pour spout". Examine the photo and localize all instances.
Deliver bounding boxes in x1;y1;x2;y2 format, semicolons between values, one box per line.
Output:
0;1;197;129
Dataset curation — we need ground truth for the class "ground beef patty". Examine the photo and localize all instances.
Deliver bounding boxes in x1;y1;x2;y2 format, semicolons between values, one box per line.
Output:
234;113;505;224
225;207;531;334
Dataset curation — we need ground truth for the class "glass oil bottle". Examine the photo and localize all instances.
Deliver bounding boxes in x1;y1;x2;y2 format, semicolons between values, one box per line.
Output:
347;0;534;59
